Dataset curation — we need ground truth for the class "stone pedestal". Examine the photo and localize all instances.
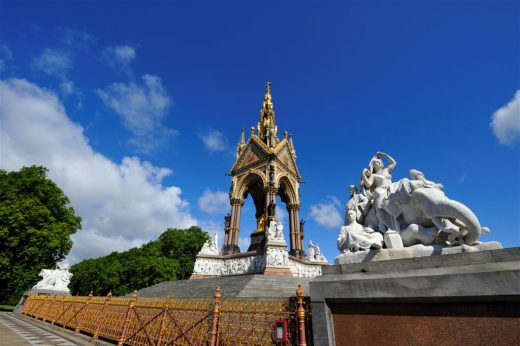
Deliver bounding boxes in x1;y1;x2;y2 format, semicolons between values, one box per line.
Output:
191;235;325;278
247;230;266;253
313;247;520;346
263;239;292;276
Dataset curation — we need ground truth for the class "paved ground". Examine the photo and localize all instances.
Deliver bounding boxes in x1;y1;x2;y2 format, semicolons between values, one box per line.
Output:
0;313;76;346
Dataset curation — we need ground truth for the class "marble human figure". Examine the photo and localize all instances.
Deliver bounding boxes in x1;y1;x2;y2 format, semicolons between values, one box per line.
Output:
338;210;384;252
360;152;399;232
199;232;219;255
345;185;370;224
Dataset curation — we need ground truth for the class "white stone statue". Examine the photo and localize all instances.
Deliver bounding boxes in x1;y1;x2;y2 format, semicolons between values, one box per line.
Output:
360;152;399;232
338;210;384;252
308;240;328;262
356;152;491;246
345;185;370;225
33;260;72;293
198;232;219;255
267;221;285;242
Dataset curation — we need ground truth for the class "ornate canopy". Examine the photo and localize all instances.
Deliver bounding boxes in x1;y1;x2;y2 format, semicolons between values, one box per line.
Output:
222;83;305;256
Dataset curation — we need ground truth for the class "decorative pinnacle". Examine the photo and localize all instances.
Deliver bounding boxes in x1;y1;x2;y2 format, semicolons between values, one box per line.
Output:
239;128;245;145
262;81;273;112
258;81;278;146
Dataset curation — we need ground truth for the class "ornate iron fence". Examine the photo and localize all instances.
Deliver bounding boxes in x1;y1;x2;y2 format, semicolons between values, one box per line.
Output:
21;285;311;345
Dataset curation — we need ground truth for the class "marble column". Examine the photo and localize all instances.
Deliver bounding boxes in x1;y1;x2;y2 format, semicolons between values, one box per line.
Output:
229;198;243;251
288;203;297;254
233;200;243;247
294;205;302;254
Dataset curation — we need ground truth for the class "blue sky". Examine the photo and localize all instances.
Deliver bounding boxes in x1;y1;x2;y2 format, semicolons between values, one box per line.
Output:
0;0;519;263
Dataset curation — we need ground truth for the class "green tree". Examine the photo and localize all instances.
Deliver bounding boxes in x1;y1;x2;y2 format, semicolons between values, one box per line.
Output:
0;166;81;304
159;226;210;279
69;226;209;296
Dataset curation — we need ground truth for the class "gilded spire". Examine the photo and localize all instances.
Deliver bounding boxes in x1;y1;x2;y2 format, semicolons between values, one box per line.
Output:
258;81;278;146
262;81;273;112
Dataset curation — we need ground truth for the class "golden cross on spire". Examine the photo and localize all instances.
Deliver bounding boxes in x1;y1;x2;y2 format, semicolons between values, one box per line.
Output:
263;81;273;111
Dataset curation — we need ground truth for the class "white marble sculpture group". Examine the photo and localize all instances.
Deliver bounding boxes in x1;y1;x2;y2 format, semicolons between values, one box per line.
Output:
32;260;72;293
308;240;328;262
193;221;325;278
336;152;500;263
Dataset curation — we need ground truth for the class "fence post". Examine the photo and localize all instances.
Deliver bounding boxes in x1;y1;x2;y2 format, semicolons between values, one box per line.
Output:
75;291;92;333
210;287;221;346
296;284;307;346
118;290;137;346
93;291;112;340
157;294;172;346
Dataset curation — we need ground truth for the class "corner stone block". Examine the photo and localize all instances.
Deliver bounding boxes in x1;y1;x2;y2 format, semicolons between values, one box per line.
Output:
384;231;404;249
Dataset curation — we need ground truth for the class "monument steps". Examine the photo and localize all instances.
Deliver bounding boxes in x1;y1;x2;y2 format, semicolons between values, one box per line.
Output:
137;274;311;299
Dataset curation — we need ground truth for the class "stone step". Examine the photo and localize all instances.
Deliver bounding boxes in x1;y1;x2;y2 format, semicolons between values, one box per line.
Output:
137;274;310;299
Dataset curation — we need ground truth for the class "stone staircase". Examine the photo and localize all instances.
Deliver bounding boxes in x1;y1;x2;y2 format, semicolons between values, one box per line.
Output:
137;274;311;299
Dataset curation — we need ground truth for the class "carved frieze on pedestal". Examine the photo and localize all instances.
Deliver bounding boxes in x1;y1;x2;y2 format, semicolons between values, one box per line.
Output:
191;221;326;279
263;221;292;276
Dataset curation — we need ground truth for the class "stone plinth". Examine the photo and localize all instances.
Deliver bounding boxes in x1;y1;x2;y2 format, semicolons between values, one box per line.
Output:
335;241;503;264
312;247;520;346
192;224;327;278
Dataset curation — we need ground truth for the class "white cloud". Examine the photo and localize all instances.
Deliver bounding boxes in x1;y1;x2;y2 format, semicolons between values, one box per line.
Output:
61;29;95;49
60;80;75;95
0;44;13;72
0;78;197;263
200;129;228;152
31;48;72;79
102;45;136;76
60;80;83;109
309;197;343;228
491;90;520;145
97;74;175;153
198;189;229;214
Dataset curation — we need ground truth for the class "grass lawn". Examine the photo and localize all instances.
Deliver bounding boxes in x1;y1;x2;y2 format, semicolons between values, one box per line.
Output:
0;305;15;312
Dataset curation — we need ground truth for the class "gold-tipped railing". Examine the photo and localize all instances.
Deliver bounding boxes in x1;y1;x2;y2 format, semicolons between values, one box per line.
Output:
21;285;311;345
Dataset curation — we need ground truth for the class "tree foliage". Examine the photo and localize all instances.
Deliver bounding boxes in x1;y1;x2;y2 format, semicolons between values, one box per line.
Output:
69;226;209;296
0;166;81;304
